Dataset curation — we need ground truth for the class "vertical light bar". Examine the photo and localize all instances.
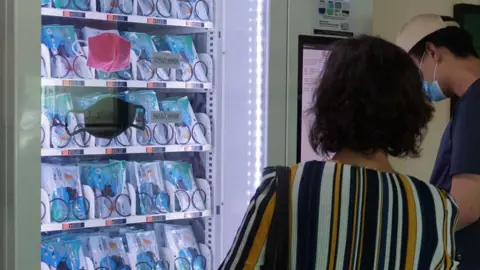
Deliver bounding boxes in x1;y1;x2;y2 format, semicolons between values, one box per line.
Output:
254;0;264;189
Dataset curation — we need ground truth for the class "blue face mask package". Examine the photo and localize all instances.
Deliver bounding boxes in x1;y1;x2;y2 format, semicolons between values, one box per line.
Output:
80;161;131;219
52;0;90;11
89;236;131;270
132;162;170;215
41;25;91;79
151;35;207;82
99;0;134;15
159;96;207;145
41;240;88;270
164;224;205;270
41;164;88;223
126;231;167;270
120;32;159;81
162;161;205;212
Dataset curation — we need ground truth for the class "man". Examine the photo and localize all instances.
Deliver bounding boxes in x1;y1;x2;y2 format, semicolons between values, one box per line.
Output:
397;14;480;268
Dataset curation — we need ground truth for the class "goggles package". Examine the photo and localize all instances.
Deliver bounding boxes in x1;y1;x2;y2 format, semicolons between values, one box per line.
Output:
164;224;205;270
131;161;170;215
176;0;210;21
99;0;134;15
120;32;166;81
41;25;92;79
89;236;132;270
126;231;168;270
41;240;88;270
159;96;207;145
41;164;89;223
138;0;174;18
80;161;131;219
82;27;132;80
162;161;205;212
152;35;207;82
52;0;90;11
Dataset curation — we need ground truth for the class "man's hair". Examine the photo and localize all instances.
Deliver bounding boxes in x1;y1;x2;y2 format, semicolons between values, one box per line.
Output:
409;19;479;59
309;35;434;158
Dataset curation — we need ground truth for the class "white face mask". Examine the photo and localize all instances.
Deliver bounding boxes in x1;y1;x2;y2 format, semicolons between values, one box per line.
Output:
419;53;447;102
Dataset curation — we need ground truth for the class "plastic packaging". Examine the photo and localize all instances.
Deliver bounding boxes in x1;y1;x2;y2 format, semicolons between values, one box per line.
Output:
126;231;168;270
164;224;205;270
90;236;131;269
120;31;159;81
41;239;88;270
131;161;170;215
162;161;205;212
41;164;88;223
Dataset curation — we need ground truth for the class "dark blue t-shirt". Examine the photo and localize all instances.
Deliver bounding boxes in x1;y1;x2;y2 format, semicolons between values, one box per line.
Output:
431;78;480;191
430;78;480;268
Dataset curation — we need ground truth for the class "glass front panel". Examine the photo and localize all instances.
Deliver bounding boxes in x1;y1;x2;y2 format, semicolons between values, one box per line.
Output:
40;1;215;269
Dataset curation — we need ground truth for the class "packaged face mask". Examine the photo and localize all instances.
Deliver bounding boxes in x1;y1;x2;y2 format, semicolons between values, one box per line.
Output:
41;164;88;223
89;236;131;270
162;161;205;212
80;161;130;218
133;162;170;214
120;32;158;81
164;224;205;270
41;240;88;270
152;35;207;82
159;97;207;145
126;231;168;270
99;0;134;15
87;33;132;72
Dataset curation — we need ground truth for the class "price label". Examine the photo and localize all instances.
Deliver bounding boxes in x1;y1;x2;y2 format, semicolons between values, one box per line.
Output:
146;215;166;222
61;149;84;156
147;18;167;25
186;21;204;28
150;111;182;124
151;52;181;69
106;81;127;87
62;223;85;230
107;14;127;22
146;147;166;153
185;83;204;89
146;82;167;88
105;219;127;226
105;148;127;155
184;212;201;219
63;11;85;18
62;80;85;87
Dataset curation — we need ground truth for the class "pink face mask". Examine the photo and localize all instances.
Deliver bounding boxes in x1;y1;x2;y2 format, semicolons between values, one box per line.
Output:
87;33;131;72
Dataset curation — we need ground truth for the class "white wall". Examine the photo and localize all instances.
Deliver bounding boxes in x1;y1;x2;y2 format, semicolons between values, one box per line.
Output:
373;0;480;181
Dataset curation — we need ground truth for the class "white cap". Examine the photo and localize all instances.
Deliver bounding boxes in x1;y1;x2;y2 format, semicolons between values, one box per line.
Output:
396;14;460;52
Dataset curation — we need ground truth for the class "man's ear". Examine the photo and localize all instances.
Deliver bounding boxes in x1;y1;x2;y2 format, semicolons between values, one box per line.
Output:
425;42;441;61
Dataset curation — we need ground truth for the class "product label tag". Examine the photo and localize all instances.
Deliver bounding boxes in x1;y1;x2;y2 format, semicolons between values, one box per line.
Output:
151;52;181;69
150;111;182;124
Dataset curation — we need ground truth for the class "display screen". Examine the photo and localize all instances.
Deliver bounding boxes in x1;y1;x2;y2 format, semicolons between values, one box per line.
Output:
297;36;338;163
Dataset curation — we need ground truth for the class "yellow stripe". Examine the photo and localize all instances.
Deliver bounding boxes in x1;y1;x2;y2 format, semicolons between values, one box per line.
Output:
439;191;452;269
288;164;298;270
348;169;360;270
244;193;277;269
356;169;367;270
328;164;343;270
398;175;417;268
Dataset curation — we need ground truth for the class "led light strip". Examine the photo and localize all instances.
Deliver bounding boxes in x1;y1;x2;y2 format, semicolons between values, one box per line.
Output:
254;0;264;189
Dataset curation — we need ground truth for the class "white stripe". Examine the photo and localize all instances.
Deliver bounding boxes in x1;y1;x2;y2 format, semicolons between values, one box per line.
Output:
254;241;267;269
444;194;453;267
229;179;276;268
334;165;352;269
220;173;275;267
405;176;423;268
383;173;394;268
373;171;384;269
352;168;364;269
290;162;305;269
392;174;404;269
425;185;445;268
315;162;336;270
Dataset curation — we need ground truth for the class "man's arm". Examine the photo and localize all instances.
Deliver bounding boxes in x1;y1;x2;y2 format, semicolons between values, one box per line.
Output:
450;86;480;230
450;174;480;230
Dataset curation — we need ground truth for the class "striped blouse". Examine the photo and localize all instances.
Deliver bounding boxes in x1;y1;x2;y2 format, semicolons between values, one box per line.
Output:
219;161;459;270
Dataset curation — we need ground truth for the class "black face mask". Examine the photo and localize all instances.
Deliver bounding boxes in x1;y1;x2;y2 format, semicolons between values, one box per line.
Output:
65;97;146;139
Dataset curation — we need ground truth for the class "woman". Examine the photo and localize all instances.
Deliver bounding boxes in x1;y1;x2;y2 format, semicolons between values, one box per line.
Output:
219;35;459;269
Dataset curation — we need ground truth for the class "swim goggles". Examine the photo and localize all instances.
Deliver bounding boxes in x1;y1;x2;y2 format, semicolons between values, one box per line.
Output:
175;58;208;83
50;115;92;148
50;186;90;223
52;0;90;11
136;49;172;81
174;248;206;270
136;252;169;270
95;192;132;218
45;34;92;79
138;182;171;214
139;0;173;18
177;0;210;22
105;0;134;15
97;255;132;270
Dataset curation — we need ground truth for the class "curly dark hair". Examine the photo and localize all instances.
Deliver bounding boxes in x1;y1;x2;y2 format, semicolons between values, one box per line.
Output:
309;35;434;158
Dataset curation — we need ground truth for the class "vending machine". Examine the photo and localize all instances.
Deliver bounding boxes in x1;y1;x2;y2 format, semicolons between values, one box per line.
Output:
0;0;268;269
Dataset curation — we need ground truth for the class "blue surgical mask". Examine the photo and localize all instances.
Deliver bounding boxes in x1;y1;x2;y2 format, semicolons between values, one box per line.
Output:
420;53;447;102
